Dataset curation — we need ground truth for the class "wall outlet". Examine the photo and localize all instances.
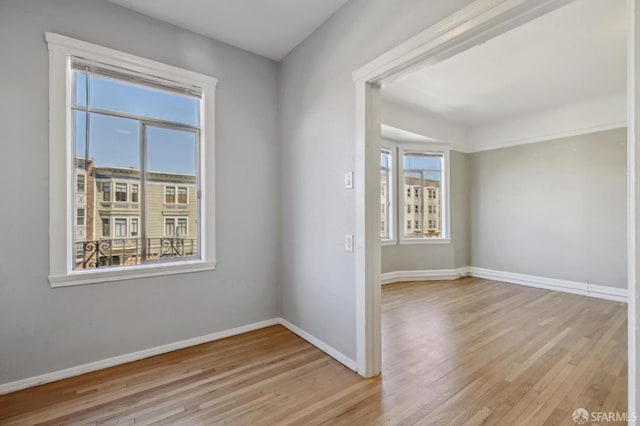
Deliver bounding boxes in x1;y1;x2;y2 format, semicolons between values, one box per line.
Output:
344;171;353;189
345;234;354;252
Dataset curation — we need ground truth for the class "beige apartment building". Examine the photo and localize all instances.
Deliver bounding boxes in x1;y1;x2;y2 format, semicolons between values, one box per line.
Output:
74;159;198;269
380;174;441;238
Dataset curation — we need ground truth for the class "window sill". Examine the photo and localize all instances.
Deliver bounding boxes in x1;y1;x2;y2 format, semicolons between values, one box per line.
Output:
49;260;216;288
381;239;397;246
399;238;451;245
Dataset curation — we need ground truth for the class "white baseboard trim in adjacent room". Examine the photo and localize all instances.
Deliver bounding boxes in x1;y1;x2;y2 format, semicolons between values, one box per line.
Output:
380;268;466;285
467;266;628;303
277;318;357;371
0;318;280;396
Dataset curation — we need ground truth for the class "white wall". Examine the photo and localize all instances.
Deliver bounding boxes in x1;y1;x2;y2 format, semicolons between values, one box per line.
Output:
469;128;628;289
0;0;280;385
278;0;475;361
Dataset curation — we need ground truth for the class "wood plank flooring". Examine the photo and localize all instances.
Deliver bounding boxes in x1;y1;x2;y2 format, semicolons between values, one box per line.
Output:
0;277;627;425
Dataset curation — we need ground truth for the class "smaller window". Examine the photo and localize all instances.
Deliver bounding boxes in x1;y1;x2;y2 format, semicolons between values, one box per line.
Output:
165;187;176;204
415;220;419;229
177;187;188;204
414;188;420;198
102;218;110;237
77;208;85;226
381;221;385;231
102;182;111;202
131;218;139;237
177;218;188;235
115;183;127;202
407;220;411;230
114;218;127;237
165;218;176;236
414;205;419;213
131;184;139;203
406;188;411;197
77;174;85;193
407;204;411;214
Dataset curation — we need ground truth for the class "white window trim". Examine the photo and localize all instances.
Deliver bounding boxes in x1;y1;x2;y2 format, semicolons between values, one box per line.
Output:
46;33;217;287
398;143;451;245
113;217;128;238
380;140;397;246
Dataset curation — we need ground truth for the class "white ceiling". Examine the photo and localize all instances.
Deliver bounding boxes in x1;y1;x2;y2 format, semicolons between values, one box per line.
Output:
382;0;627;127
108;0;349;60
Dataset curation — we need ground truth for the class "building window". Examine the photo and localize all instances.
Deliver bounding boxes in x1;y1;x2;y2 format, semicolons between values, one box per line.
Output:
177;218;188;235
407;204;411;214
46;33;217;284
102;182;111;202
380;148;394;241
400;146;449;242
115;183;127;202
165;218;176;236
77;208;85;226
177;187;188;204
114;218;127;237
406;188;411;197
165;187;176;204
131;184;139;203
102;218;110;237
77;174;85;193
407;220;411;230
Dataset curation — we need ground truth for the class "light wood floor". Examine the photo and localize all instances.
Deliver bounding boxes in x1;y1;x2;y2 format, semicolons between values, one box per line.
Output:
0;278;627;425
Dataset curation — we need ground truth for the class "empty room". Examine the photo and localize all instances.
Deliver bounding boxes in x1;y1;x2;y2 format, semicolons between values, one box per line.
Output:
0;0;639;425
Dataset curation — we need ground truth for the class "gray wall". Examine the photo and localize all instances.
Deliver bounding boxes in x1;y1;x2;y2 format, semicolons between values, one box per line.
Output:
0;0;280;385
381;150;469;273
278;0;475;361
469;128;627;288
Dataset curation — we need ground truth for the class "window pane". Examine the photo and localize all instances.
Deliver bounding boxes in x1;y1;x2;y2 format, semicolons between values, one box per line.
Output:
403;152;442;239
75;72;199;126
131;184;139;203
380;151;391;240
146;126;198;261
73;111;141;270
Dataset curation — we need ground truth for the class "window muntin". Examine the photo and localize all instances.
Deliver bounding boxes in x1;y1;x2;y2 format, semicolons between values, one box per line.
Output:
114;218;127;237
380;147;396;242
165;187;176;204
131;218;139;237
131;184;139;203
72;60;201;270
77;174;85;192
77;208;85;226
115;183;127;202
177;187;188;204
401;150;447;240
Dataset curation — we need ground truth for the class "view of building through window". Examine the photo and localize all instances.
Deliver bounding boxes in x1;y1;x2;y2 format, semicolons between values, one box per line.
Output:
73;63;201;270
403;152;442;238
380;150;392;239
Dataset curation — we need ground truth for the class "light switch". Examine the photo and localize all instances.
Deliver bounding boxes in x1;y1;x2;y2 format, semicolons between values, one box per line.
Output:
344;172;353;189
345;234;354;252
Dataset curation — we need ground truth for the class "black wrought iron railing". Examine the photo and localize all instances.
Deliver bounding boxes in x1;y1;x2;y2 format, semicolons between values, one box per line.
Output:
75;238;197;269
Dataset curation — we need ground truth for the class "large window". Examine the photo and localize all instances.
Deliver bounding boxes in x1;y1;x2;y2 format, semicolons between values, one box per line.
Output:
380;142;450;245
47;33;217;286
400;147;449;242
380;147;395;242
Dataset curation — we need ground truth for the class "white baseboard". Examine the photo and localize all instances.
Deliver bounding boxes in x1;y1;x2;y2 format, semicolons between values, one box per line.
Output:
0;317;358;396
0;318;280;396
467;266;628;303
380;268;466;285
277;318;357;371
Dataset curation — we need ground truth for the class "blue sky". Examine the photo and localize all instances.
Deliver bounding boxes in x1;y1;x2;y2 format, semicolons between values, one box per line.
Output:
380;152;442;180
74;73;198;175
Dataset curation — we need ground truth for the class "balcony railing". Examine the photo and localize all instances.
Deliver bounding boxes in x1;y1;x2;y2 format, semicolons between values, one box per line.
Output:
75;238;197;269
